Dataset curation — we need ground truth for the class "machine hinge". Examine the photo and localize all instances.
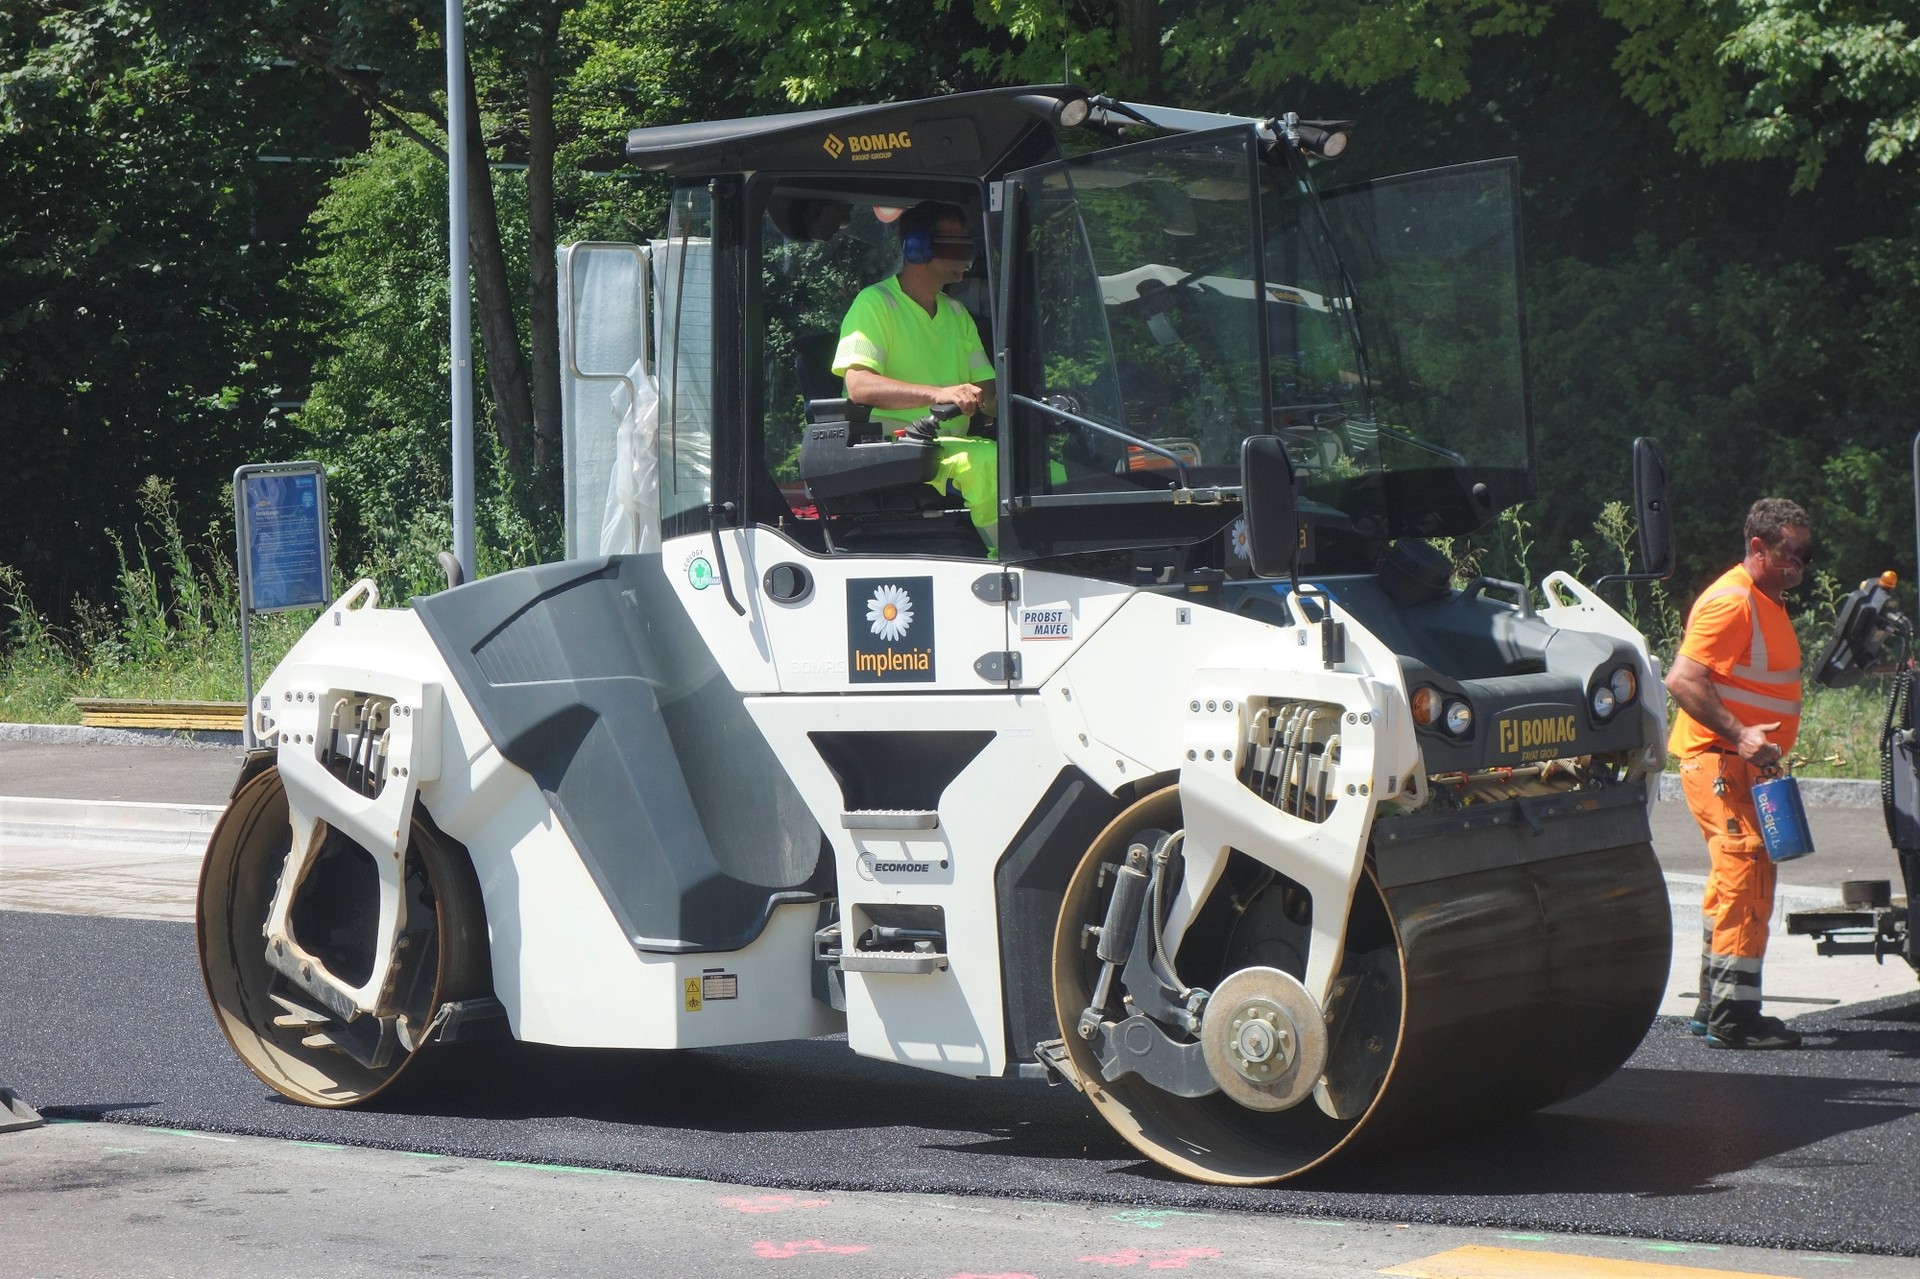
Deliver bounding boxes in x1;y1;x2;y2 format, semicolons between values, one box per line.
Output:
972;570;1019;603
1321;617;1346;667
975;650;1021;684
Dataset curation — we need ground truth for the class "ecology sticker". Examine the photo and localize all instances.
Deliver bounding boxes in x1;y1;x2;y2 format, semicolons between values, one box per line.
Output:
687;556;715;590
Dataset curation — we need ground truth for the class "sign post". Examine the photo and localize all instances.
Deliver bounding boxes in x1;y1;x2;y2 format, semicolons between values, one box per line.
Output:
233;462;331;748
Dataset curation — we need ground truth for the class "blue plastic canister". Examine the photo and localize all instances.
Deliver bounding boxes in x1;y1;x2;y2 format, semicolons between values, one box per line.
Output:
1752;774;1815;862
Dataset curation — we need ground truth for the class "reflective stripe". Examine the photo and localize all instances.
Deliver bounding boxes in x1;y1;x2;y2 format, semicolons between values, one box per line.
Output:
1718;687;1802;716
1695;583;1801;692
1733;665;1799;686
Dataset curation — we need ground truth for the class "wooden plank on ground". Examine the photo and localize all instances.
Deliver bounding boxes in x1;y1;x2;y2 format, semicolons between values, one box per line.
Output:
71;699;246;731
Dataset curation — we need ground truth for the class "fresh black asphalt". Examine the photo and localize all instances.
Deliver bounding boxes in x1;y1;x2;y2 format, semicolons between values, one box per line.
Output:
3;909;1916;1256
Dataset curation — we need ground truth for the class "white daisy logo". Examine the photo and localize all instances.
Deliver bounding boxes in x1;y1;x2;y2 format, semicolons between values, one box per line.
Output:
866;583;915;642
1230;516;1251;561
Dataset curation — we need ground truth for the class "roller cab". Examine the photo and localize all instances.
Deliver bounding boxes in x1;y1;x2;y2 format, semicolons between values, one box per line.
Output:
200;85;1671;1183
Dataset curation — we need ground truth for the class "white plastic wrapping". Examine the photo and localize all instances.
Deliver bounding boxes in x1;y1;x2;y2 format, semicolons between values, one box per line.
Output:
599;357;661;555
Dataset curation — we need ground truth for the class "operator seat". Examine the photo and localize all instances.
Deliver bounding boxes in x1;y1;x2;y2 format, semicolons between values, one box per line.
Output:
797;398;983;557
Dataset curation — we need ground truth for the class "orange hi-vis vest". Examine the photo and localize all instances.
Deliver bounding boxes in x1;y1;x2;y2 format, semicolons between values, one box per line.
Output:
1668;563;1803;758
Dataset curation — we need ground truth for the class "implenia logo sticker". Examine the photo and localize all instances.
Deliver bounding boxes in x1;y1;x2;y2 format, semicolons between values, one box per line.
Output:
847;576;935;682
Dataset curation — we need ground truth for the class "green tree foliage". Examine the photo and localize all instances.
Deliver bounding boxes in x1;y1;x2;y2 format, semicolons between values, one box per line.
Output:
296;130;543;597
558;0;750;240
7;0;1920;649
0;1;303;614
1608;1;1919;189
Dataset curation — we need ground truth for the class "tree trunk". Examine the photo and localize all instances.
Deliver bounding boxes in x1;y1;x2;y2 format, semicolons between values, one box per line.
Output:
1117;0;1162;99
525;30;562;512
461;54;535;479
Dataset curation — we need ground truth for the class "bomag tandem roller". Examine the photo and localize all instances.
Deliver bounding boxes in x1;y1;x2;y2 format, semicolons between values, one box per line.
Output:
200;86;1674;1183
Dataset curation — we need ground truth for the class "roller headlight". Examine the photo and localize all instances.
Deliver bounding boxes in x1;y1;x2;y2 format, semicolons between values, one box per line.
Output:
1591;685;1617;719
1443;700;1473;737
1411;686;1442;727
1608;666;1638;706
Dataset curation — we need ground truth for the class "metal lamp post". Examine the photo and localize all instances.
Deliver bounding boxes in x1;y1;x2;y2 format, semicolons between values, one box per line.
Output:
447;0;476;581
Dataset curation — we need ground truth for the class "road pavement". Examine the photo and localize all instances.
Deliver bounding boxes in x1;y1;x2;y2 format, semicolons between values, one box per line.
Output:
9;1117;1910;1279
4;730;1918;1275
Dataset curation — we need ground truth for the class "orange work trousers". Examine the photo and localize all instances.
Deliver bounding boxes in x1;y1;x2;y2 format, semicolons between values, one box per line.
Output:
1677;751;1776;1031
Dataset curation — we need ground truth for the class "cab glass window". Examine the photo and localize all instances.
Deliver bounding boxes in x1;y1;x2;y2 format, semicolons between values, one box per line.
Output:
659;184;715;537
759;201;900;485
1016;128;1264;494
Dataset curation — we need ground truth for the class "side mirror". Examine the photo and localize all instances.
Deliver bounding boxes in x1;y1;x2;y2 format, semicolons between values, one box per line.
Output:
1595;435;1675;588
1633;436;1674;579
1240;435;1299;579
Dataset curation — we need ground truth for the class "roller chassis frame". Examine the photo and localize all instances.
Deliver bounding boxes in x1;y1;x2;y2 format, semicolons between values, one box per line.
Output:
198;85;1679;1182
201;551;1672;1178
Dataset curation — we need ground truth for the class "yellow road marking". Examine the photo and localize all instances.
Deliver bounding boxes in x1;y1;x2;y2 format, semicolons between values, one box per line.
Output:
1383;1244;1802;1279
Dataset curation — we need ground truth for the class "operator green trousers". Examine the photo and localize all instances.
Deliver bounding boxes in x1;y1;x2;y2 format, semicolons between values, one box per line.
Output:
932;437;1064;558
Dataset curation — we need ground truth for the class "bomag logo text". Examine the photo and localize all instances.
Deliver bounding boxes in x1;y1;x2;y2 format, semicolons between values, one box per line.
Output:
1497;713;1579;755
824;129;913;162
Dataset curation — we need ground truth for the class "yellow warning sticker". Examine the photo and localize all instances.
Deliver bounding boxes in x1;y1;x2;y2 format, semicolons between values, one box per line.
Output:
683;977;703;1012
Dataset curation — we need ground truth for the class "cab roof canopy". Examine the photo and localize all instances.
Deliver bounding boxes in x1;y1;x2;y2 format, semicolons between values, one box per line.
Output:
623;85;1089;179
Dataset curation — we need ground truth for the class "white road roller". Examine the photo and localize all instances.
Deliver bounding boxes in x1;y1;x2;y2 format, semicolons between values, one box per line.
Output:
200;86;1675;1183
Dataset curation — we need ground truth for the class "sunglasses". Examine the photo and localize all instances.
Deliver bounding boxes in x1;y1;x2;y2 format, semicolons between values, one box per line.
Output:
1770;538;1817;566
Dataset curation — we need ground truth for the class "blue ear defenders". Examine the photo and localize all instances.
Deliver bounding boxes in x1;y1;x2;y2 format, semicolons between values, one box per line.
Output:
901;226;934;264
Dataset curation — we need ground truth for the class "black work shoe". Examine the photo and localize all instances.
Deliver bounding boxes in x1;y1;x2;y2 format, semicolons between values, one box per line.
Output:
1705;1015;1802;1050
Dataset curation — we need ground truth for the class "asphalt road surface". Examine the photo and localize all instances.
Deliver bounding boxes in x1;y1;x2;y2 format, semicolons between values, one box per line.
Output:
7;735;1920;1273
4;907;1917;1260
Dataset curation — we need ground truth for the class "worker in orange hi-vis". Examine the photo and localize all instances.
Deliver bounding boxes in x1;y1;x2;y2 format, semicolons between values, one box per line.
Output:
1664;497;1813;1050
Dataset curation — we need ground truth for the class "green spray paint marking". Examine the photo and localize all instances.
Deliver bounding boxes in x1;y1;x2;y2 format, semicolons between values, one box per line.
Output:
494;1160;637;1176
1109;1209;1215;1230
145;1127;238;1143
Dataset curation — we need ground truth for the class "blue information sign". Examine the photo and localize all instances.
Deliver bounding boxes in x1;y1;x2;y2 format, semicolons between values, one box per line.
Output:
237;465;330;614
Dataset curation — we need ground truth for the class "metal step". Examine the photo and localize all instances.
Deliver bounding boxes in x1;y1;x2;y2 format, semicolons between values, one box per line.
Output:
839;951;948;974
840;809;939;831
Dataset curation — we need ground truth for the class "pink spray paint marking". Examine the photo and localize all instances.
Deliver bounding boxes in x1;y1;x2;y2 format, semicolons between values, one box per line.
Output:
719;1193;831;1214
1078;1246;1223;1270
948;1273;1041;1279
751;1240;869;1260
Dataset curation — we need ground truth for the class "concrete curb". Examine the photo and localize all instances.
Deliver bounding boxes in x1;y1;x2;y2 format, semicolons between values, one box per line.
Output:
1;795;224;857
1663;872;1840;919
0;722;242;750
1655;771;1880;808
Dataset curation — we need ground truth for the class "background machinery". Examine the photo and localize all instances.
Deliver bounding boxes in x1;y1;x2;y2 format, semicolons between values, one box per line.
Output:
1786;433;1920;977
199;86;1676;1183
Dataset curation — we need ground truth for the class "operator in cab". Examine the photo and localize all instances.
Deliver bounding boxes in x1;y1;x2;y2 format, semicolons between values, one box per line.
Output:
832;201;1000;552
1664;497;1812;1051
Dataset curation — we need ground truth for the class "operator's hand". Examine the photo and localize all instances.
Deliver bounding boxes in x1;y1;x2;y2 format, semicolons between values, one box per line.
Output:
936;383;985;417
1735;721;1784;768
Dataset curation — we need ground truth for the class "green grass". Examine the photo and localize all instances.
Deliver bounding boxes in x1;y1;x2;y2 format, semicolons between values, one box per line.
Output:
0;479;317;724
1785;680;1894;779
